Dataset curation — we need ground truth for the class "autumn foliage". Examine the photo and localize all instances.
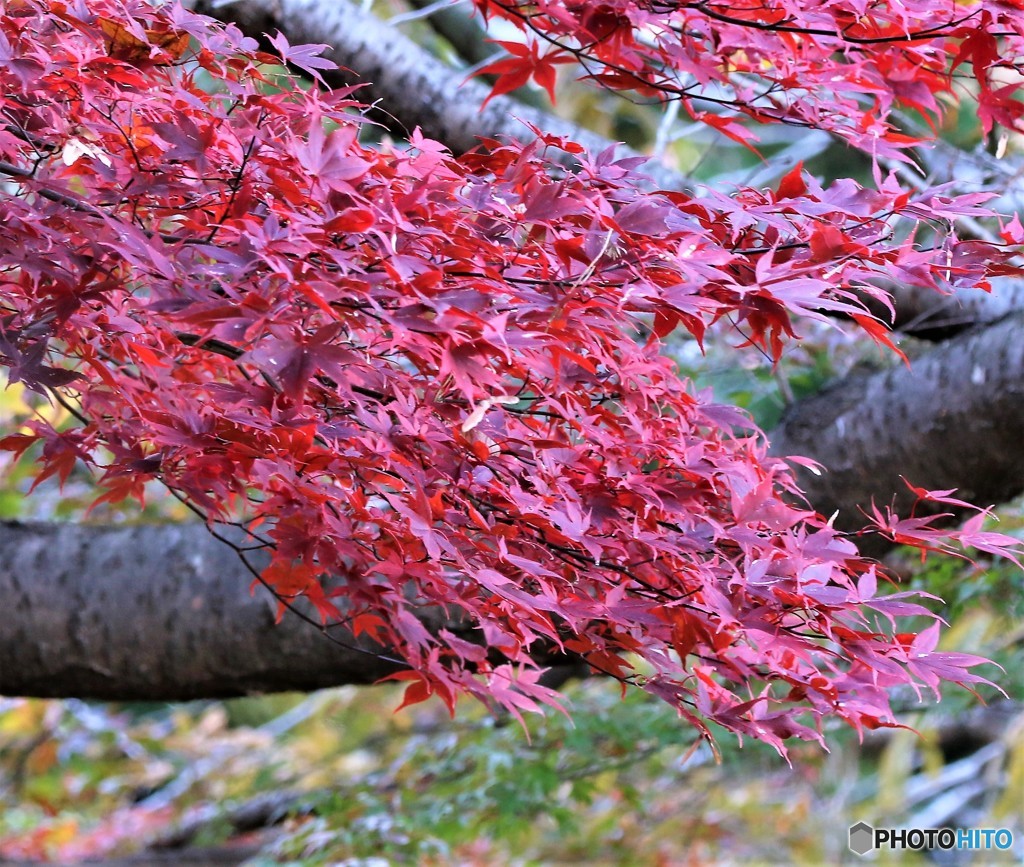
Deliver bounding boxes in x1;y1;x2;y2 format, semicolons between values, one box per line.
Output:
1;0;1023;755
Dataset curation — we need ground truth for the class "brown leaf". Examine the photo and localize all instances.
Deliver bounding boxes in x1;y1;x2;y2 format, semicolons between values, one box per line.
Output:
98;18;189;65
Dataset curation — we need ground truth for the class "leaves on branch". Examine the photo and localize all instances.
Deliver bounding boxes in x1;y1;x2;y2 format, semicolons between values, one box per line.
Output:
474;0;1024;152
0;0;1022;756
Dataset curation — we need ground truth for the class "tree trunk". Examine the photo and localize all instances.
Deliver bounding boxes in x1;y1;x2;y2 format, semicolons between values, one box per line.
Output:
0;521;405;700
770;313;1024;554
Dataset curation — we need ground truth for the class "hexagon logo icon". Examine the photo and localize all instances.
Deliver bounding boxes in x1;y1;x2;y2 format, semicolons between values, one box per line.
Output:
849;822;875;856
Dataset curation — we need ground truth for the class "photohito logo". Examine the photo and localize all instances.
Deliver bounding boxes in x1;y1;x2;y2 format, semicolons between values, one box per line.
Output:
849;822;874;856
849;822;1014;856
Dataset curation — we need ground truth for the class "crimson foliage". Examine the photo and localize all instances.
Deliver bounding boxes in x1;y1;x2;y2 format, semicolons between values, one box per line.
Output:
0;0;1022;755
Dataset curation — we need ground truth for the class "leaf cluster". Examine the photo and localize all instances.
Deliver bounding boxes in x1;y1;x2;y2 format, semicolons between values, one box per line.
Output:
0;0;1022;754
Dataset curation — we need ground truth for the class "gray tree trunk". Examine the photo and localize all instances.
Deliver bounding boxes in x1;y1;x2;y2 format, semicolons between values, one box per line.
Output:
0;521;405;700
770;313;1024;554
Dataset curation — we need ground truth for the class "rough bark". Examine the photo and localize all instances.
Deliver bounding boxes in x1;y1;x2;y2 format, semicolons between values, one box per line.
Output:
189;0;690;191
769;312;1024;554
0;521;408;700
0;521;580;700
878;278;1024;340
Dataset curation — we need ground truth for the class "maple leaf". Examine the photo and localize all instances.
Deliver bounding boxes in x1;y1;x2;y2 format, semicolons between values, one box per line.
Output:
0;325;80;393
267;30;336;81
98;16;190;65
475;39;573;105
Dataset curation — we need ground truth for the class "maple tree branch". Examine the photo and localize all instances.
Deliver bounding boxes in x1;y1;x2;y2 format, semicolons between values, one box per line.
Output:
2;0;1024;741
5;314;1024;701
182;0;1024;338
5;313;1024;703
2;299;1022;701
0;160;99;215
678;1;982;44
184;0;1024;338
0;157;201;246
187;0;691;191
